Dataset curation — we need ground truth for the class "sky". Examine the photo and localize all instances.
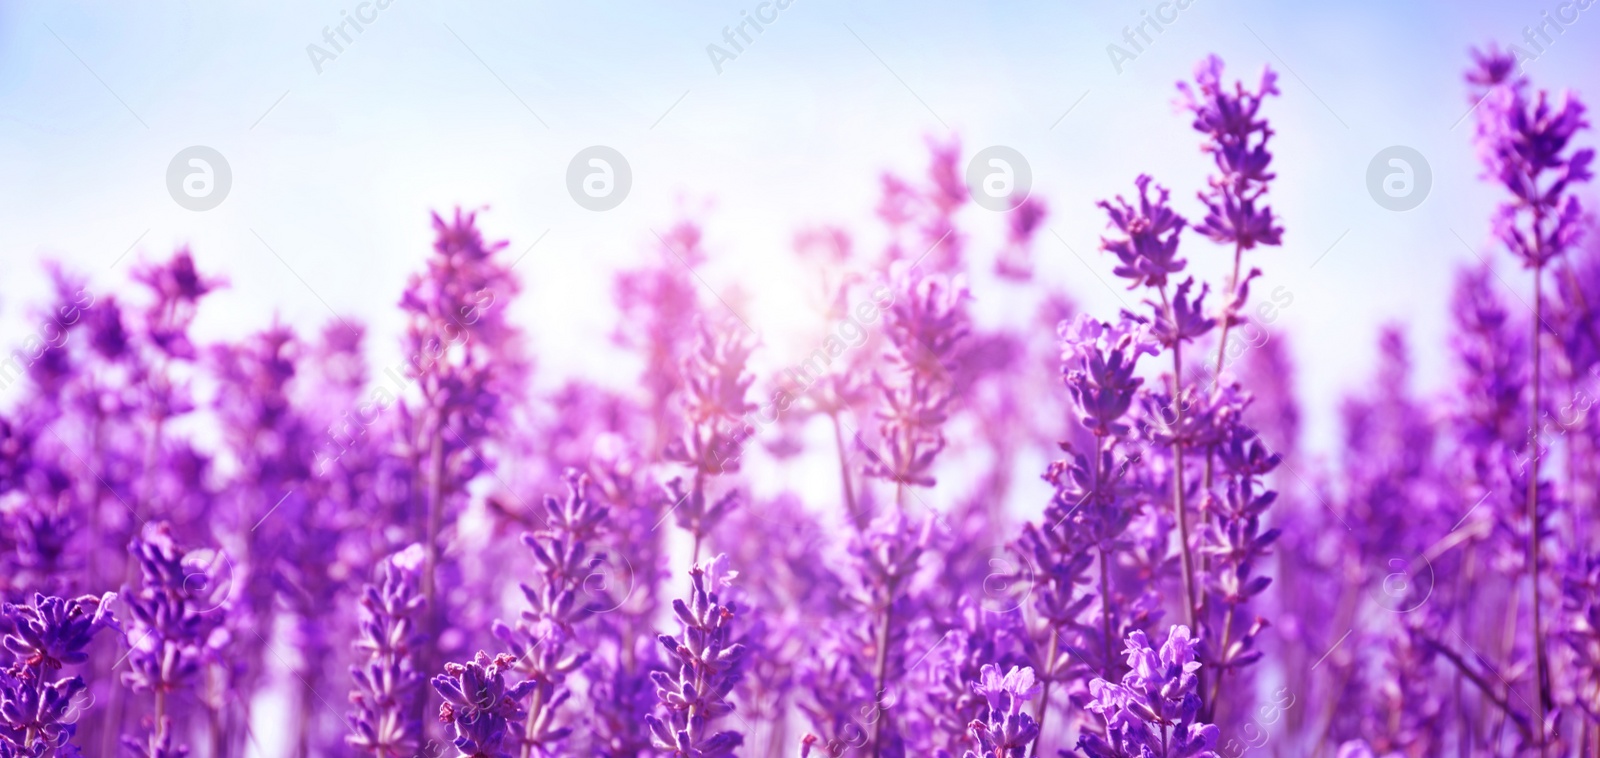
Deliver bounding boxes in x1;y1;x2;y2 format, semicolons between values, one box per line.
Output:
1;0;1597;462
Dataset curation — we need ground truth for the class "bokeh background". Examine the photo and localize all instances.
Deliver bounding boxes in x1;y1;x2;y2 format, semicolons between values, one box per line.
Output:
0;0;1594;510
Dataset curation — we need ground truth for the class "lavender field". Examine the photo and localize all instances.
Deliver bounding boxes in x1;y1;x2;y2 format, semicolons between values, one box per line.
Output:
2;3;1599;757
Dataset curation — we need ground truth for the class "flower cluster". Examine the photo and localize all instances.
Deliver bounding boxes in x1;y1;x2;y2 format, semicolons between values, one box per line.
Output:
433;651;534;757
962;664;1040;758
0;593;116;757
348;545;427;757
119;523;231;758
1079;626;1219;758
646;558;747;757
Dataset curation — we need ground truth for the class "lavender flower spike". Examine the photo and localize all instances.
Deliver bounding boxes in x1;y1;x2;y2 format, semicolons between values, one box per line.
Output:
120;523;229;758
0;593;117;757
1078;626;1219;758
962;664;1040;758
433;651;536;758
1098;175;1188;290
348;544;427;758
646;556;747;757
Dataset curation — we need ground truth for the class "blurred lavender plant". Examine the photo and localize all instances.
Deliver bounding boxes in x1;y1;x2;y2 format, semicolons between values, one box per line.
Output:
664;317;755;562
396;209;525;673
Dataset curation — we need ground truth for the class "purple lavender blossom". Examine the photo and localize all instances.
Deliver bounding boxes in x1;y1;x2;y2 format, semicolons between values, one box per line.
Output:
1177;56;1284;255
646;557;747;757
119;523;230;758
433;651;535;758
1058;314;1158;438
1468;44;1594;741
348;545;427;757
1098;176;1188;290
6;42;1600;758
1078;626;1219;758
492;470;609;756
961;664;1039;758
864;264;970;493
0;593;116;757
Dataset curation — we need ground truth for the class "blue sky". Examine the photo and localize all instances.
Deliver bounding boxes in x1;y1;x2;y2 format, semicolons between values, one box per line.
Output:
1;0;1597;460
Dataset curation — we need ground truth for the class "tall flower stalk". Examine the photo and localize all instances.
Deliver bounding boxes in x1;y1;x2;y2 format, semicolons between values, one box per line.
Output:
1097;175;1208;634
119;523;230;758
493;470;608;758
1176;55;1283;383
646;557;748;757
1469;45;1595;744
857;261;967;757
1023;314;1156;753
397;209;524;734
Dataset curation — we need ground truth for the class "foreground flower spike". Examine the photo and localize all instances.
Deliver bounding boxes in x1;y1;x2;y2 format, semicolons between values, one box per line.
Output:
962;664;1040;758
1469;45;1595;743
1097;173;1206;639
1018;314;1155;754
348;545;427;757
1078;626;1219;758
646;557;747;757
493;470;608;757
433;651;535;758
0;593;117;756
120;523;229;758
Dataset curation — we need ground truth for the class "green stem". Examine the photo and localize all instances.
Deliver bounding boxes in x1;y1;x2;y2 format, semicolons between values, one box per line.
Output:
869;577;899;758
521;684;547;758
831;413;863;531
1160;286;1200;635
1030;629;1059;758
